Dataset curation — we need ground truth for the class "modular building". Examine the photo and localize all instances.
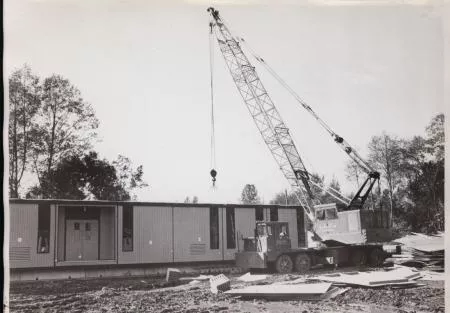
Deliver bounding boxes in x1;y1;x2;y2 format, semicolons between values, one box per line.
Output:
8;199;307;272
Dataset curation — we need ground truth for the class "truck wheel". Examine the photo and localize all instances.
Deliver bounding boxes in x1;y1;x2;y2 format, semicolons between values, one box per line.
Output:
275;255;293;274
369;248;385;267
294;254;311;273
351;249;367;266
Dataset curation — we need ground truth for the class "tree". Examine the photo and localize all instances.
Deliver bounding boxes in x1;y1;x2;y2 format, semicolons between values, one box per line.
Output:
8;65;40;198
367;133;403;220
26;152;147;201
270;190;300;205
241;184;260;204
30;74;99;197
398;114;445;233
345;160;363;188
192;196;199;204
425;113;444;161
112;155;149;200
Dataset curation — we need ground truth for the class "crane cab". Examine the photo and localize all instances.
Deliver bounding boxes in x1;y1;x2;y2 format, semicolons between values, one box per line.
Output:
313;203;392;244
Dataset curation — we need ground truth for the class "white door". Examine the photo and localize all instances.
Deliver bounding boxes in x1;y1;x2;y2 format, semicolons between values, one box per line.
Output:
66;220;99;261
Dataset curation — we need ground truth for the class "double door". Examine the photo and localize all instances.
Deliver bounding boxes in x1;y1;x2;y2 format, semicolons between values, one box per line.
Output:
66;219;99;261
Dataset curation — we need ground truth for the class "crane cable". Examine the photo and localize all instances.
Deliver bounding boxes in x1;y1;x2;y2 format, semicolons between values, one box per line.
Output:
236;37;375;175
235;36;351;205
209;21;217;186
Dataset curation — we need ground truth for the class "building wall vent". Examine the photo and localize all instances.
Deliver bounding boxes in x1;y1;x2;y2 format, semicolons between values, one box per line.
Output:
190;244;206;255
10;247;31;261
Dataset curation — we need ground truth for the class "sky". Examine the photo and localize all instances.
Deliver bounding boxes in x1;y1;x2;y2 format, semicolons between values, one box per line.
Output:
4;0;445;204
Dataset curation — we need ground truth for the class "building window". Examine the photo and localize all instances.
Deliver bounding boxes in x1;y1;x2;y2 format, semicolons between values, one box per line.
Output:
37;204;51;254
122;205;133;252
226;207;236;249
255;207;264;221
270;208;278;221
210;207;219;250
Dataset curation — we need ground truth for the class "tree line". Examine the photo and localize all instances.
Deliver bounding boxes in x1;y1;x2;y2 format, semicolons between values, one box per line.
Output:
240;113;444;234
8;65;148;200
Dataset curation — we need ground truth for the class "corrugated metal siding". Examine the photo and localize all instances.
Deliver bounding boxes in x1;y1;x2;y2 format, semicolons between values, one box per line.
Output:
118;205;140;264
139;206;173;263
9;203;55;268
10;247;31;261
173;206;223;262
229;208;256;260
278;208;299;249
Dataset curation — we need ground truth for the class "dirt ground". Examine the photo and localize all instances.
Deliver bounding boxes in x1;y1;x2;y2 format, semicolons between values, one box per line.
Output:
7;268;445;313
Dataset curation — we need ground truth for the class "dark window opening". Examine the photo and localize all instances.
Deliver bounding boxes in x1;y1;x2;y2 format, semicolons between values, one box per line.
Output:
270;208;278;221
297;208;306;247
325;208;338;220
122;205;133;252
210;207;219;249
255;208;264;221
37;204;51;254
316;209;326;220
226;207;236;249
74;222;80;230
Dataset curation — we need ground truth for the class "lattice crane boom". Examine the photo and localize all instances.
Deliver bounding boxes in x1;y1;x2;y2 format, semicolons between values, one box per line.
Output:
208;7;317;218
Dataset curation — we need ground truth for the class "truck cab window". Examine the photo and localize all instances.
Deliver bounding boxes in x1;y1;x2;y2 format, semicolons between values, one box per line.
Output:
257;224;266;236
316;209;326;220
325;208;338;220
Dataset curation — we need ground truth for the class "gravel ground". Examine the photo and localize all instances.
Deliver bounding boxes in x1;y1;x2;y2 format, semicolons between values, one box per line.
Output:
7;269;445;313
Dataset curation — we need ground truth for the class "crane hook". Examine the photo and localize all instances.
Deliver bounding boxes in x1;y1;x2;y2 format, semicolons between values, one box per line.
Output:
210;169;217;187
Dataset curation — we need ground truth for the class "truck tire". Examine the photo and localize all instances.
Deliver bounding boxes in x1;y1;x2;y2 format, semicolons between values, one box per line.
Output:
294;253;311;273
275;254;293;274
350;249;367;266
369;248;385;267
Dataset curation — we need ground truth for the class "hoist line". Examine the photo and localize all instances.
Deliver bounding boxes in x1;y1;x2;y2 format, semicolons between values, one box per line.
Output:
209;21;216;169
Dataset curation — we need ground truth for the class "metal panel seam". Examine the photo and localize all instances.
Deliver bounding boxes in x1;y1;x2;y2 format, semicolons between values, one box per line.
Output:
172;206;174;263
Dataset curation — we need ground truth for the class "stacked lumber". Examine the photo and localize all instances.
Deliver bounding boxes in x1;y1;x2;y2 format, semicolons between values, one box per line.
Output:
390;232;444;272
307;266;423;288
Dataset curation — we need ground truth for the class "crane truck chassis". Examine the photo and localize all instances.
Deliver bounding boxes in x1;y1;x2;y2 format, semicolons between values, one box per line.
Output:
236;220;400;274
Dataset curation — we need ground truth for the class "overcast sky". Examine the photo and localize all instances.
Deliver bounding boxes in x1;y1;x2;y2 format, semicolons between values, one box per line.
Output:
5;0;444;204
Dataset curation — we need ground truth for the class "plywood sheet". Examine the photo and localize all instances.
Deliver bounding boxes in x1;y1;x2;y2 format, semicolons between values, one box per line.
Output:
308;267;422;287
226;282;332;296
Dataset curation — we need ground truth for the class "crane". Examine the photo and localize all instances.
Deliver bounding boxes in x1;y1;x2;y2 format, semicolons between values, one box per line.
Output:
207;7;381;222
